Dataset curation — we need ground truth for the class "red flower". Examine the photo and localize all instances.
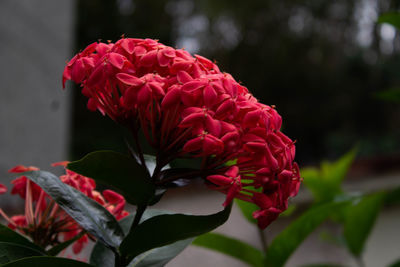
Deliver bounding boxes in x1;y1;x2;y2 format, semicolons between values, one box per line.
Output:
0;184;6;194
63;38;301;229
0;163;129;257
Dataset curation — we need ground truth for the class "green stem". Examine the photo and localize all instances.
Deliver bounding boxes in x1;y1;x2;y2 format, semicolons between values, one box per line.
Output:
131;204;147;230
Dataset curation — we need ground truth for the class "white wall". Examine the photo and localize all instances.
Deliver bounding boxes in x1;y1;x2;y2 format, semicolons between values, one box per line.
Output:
0;0;74;185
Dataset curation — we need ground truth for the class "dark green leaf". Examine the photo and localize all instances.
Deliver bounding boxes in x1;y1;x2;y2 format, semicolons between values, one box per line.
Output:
46;231;86;256
265;200;349;267
89;214;134;267
0;242;44;264
68;151;155;205
193;232;264;267
120;205;232;262
385;186;400;206
90;210;190;267
343;192;385;257
24;170;124;249
0;224;43;253
235;199;258;224
378;13;400;30
89;242;114;267
1;256;94;267
129;238;193;267
388;258;400;267
374;87;400;103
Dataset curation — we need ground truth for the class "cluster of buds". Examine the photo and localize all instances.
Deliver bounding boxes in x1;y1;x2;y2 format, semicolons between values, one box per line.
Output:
0;163;128;255
63;38;301;229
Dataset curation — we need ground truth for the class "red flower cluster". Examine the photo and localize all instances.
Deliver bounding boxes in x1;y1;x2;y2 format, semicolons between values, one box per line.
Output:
0;164;128;255
63;38;301;229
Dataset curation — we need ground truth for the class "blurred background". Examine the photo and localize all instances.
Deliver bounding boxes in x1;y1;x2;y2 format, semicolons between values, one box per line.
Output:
0;0;399;266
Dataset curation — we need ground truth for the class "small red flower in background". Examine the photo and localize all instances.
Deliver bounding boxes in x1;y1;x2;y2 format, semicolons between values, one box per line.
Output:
0;163;129;257
63;37;301;229
0;184;7;194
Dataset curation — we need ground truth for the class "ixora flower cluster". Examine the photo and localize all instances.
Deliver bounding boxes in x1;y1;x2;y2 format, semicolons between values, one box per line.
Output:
63;38;301;229
0;164;128;255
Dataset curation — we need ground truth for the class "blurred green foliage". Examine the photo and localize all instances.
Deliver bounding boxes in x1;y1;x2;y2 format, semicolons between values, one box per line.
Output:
194;149;400;266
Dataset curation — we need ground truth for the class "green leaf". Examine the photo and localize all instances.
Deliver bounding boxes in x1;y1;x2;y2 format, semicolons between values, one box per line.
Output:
343;192;385;257
89;242;114;267
68;150;155;205
0;242;45;264
120;205;232;262
302;149;356;203
385;186;400;206
46;231;86;256
378;13;400;30
374;87;400;103
129;238;193;267
388;258;400;267
90;210;192;267
89;214;134;267
235;199;258;224
0;224;43;253
23;170;124;249
279;204;296;217
1;256;94;266
265;200;350;267
193;232;264;267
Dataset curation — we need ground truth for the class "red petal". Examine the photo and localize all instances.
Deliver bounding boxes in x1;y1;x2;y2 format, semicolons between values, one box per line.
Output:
223;182;241;206
171;60;192;73
205;116;221;137
252;192;274;210
203;135;224;154
137;84;152;105
51;161;69;167
177;71;193;84
203;85;218;106
215;99;234;118
0;184;7;194
82;42;98;55
87;98;98;112
157;52;171;67
140;50;157;67
9;165;39;173
243;109;262;128
120;39;135;54
264;144;279;170
71;58;86;83
183;137;203;153
103;190;125;204
179;112;204;127
133;45;147;56
181;80;206;92
108;53;125;69
148;82;165;97
161;87;181;109
86;66;104;87
162;47;176;58
225;166;239;178
62;67;71;88
116;73;143;86
96;43;112;56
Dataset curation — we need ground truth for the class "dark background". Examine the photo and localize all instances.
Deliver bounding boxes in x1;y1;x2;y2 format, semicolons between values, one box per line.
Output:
70;0;400;171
